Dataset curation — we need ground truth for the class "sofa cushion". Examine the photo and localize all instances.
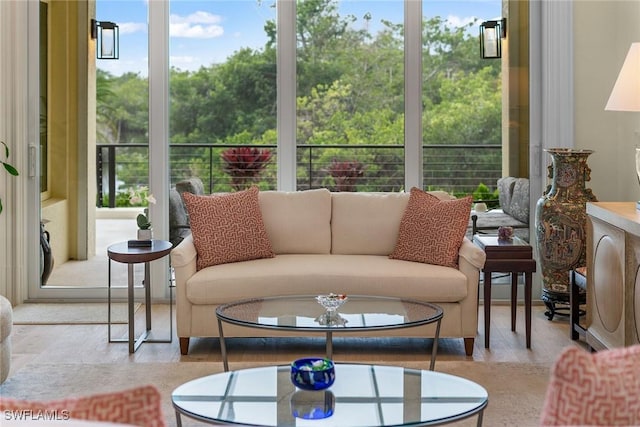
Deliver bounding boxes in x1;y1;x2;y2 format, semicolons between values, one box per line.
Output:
390;188;472;268
259;189;332;254
331;192;409;255
509;178;530;224
331;191;455;255
497;177;517;215
185;254;468;305
183;187;274;269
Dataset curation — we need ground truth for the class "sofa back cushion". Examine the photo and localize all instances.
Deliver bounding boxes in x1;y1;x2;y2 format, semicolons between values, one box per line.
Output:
259;189;332;254
509;178;530;224
497;177;517;215
331;191;455;255
331;192;409;255
497;177;529;224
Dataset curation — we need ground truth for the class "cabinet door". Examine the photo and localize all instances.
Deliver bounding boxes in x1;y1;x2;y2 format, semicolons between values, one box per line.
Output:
626;233;640;345
587;215;625;349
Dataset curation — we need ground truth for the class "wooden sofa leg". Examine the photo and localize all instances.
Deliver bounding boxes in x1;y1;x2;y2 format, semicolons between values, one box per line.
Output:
464;338;474;356
179;337;190;355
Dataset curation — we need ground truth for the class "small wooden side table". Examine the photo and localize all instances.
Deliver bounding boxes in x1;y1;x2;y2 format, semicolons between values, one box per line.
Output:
473;235;537;349
107;239;173;353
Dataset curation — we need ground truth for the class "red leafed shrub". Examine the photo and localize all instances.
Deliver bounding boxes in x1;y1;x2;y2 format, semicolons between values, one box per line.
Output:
327;159;365;192
221;146;273;191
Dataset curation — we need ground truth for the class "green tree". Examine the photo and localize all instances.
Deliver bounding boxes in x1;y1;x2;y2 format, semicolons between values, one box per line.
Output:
96;0;503;196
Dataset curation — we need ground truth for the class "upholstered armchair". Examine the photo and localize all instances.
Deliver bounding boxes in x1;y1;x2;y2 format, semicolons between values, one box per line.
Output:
540;345;640;426
0;385;166;427
169;177;204;246
0;294;12;384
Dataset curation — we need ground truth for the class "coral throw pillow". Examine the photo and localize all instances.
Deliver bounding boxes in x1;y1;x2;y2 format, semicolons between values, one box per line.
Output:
183;187;275;269
539;345;640;426
0;385;166;427
390;187;472;268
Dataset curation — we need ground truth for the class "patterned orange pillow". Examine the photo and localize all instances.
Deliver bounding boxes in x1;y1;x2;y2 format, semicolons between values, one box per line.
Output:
390;187;472;267
0;385;166;426
183;187;275;269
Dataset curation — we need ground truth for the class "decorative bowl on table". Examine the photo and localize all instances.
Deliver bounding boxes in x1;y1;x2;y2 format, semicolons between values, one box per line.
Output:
290;357;335;391
316;293;348;313
290;390;335;419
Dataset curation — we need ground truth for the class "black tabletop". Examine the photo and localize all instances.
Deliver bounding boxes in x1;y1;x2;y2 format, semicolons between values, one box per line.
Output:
107;239;173;263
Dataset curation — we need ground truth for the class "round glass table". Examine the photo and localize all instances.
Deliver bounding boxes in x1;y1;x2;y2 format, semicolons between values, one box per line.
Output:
172;363;488;427
216;295;443;371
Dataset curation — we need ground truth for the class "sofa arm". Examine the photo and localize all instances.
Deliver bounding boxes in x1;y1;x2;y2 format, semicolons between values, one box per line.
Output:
171;233;197;268
170;234;198;341
458;237;486;270
170;234;197;296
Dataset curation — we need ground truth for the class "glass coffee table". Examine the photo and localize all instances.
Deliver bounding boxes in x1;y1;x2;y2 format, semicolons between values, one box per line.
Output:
172;363;488;427
216;295;443;371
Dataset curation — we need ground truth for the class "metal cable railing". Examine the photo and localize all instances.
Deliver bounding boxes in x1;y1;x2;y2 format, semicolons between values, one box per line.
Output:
96;143;501;207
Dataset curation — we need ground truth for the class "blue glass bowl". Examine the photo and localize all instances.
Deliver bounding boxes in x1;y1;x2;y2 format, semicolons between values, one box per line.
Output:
290;358;335;391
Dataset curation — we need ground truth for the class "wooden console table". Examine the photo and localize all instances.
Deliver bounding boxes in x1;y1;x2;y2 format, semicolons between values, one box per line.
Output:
473;235;536;349
586;202;640;350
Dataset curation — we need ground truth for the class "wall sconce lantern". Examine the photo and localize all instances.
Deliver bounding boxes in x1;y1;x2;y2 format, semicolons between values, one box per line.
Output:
480;18;506;59
91;18;119;60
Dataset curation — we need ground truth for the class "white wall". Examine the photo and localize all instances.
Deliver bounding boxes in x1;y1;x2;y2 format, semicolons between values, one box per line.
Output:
0;1;29;304
574;1;640;202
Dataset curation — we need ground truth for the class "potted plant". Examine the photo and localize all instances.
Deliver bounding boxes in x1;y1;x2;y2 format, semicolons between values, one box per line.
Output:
128;186;156;240
0;141;19;214
327;159;365;192
221;146;273;191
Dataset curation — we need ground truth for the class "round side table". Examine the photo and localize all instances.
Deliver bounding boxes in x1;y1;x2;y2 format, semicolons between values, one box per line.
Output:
107;239;173;353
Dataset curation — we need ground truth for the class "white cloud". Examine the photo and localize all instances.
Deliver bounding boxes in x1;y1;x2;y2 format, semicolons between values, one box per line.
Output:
118;22;146;35
170;11;224;39
171;11;222;25
446;15;478;29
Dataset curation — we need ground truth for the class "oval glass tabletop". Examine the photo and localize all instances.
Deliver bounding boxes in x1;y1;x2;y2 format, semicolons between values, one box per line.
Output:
172;364;488;427
216;295;443;331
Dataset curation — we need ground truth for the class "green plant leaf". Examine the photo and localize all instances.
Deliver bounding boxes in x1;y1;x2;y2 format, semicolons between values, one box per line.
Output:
0;141;8;158
0;198;3;215
2;162;19;176
136;213;151;229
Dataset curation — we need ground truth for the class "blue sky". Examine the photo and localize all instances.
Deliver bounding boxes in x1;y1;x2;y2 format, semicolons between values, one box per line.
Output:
97;0;501;76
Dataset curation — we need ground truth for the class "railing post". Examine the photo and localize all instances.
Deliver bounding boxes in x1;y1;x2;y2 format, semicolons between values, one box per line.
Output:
108;145;116;208
96;146;104;208
209;147;214;193
308;146;312;189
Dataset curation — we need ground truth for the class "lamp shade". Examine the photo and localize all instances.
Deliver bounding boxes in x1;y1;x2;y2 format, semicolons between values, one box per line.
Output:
605;43;640;112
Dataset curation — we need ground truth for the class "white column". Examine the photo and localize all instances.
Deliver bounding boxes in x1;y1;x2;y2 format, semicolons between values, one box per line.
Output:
404;0;423;191
277;0;297;191
148;0;171;299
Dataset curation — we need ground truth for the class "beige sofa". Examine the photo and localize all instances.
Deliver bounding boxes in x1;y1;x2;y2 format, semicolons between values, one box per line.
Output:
171;189;486;356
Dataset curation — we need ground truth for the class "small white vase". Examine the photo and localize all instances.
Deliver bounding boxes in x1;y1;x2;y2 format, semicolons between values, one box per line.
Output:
474;202;488;212
137;228;153;240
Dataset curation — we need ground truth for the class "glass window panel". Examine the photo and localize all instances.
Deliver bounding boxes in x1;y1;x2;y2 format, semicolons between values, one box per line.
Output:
422;1;501;196
296;0;404;192
169;0;276;193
